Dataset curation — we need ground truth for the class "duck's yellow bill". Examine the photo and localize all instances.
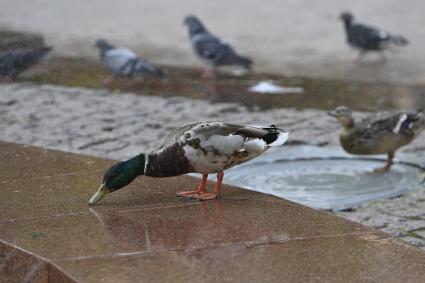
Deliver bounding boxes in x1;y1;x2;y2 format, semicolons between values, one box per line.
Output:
89;183;108;205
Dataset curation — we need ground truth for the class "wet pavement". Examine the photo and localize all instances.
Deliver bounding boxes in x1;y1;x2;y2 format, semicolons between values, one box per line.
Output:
2;141;425;282
23;57;425;111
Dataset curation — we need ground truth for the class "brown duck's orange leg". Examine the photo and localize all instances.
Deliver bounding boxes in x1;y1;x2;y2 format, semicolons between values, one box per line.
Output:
373;152;394;173
176;174;208;198
192;172;223;201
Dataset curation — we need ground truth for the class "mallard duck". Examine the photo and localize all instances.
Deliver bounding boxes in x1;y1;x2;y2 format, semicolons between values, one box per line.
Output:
89;122;288;204
328;106;425;173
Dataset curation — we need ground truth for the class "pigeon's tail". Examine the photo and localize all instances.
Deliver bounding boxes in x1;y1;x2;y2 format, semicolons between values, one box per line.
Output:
234;55;253;70
144;63;165;79
42;46;53;53
151;67;165;79
390;35;408;46
133;58;165;79
39;46;53;57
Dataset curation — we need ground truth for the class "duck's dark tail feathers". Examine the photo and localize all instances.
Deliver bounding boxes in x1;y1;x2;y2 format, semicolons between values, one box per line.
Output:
234;55;253;70
262;126;289;146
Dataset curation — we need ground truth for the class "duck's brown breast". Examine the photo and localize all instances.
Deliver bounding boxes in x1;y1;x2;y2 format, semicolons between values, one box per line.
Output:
145;143;194;177
340;130;414;155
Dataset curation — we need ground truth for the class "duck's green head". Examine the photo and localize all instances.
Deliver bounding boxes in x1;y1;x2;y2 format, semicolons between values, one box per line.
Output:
328;106;354;129
89;154;145;205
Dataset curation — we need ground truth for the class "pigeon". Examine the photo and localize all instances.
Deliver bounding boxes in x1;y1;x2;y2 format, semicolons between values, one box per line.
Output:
340;12;408;61
0;47;52;81
95;39;164;84
183;15;253;79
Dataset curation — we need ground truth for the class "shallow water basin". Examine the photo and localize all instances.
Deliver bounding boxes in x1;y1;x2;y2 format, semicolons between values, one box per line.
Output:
200;146;425;211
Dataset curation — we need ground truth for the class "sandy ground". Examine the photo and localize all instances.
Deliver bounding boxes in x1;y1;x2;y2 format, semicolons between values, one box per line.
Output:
1;83;425;248
0;0;424;84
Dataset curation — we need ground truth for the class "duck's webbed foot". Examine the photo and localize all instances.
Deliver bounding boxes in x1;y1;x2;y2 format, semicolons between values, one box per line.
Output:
191;192;218;201
372;152;394;173
191;172;223;201
176;173;208;198
373;165;391;173
176;190;202;198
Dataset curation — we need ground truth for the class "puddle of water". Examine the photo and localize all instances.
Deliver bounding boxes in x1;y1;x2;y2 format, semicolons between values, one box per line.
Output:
23;57;425;111
195;146;425;211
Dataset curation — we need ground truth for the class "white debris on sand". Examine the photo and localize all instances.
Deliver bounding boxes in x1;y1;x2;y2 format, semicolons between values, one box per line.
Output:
248;81;304;94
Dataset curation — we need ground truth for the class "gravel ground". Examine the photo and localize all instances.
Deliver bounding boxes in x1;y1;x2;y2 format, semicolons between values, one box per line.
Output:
1;83;425;249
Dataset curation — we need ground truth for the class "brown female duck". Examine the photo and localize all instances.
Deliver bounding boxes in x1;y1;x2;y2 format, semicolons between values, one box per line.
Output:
328;106;424;173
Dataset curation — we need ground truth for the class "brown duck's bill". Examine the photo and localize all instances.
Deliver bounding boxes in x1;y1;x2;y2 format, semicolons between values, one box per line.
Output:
89;183;108;205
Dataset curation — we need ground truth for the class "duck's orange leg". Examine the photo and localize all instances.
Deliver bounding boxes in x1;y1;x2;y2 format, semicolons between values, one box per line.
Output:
176;174;208;198
373;152;394;173
192;172;223;201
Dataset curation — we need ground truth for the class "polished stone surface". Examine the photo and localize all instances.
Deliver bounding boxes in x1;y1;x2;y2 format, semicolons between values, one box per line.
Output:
2;142;425;282
0;240;76;283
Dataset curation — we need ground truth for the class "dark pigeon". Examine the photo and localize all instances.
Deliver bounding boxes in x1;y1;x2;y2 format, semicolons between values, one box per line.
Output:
340;12;408;60
0;47;52;80
95;39;164;79
183;15;252;75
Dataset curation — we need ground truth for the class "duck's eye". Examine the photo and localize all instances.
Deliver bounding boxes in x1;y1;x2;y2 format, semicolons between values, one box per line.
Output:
109;173;120;179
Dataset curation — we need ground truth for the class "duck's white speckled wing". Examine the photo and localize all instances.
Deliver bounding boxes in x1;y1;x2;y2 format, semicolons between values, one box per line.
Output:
151;122;288;173
155;122;285;148
153;122;201;151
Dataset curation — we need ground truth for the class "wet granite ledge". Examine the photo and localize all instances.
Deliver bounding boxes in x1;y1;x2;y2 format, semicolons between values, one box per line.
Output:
1;141;425;283
0;240;75;283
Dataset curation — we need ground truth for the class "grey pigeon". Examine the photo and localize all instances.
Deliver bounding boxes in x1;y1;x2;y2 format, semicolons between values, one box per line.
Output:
183;15;252;78
95;39;164;80
340;12;408;61
0;47;52;80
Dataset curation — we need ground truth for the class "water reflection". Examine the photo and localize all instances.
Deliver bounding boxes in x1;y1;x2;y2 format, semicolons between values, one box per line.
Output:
89;199;289;254
26;57;425;111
